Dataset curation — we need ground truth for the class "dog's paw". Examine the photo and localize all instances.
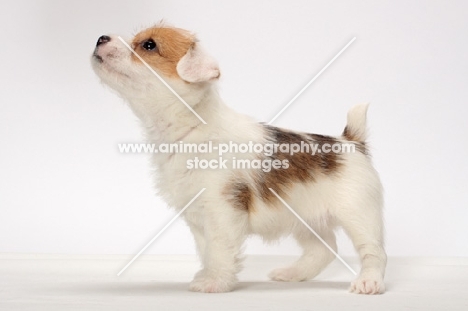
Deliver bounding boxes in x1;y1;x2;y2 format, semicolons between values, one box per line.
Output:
189;276;236;293
350;275;385;295
193;269;206;279
268;267;307;282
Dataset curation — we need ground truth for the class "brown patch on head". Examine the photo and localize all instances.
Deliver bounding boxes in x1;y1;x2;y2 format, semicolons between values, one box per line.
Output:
342;126;368;155
256;125;343;204
224;181;252;212
132;26;195;78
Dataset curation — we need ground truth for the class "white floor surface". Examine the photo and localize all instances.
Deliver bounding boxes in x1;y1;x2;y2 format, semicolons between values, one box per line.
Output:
1;254;467;310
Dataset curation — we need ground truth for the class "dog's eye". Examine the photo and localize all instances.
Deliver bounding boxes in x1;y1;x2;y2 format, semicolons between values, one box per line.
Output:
142;39;157;51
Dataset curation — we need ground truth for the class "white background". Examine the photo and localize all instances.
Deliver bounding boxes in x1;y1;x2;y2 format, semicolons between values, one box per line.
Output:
0;0;467;258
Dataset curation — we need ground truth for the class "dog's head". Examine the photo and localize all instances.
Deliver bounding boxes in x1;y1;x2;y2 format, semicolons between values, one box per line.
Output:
91;25;220;105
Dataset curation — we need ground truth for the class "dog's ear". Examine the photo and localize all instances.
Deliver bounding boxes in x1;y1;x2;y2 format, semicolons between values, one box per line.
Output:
176;43;220;83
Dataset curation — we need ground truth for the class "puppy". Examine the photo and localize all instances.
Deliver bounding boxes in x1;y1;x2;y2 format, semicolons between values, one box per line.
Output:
91;24;387;294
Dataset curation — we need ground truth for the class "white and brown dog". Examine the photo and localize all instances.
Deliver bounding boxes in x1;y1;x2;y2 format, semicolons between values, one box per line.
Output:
91;24;387;294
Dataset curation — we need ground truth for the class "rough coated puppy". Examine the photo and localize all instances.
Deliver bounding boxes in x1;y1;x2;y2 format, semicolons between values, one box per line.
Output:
91;24;387;294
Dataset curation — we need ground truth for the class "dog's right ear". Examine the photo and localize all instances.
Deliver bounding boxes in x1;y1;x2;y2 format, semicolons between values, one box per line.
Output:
176;43;220;83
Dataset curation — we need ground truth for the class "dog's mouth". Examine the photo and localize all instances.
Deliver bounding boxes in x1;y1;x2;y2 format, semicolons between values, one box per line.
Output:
92;48;132;79
93;51;104;63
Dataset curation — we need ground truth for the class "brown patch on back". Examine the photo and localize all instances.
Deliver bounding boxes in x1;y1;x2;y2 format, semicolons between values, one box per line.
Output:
225;181;252;212
132;27;195;79
256;125;343;204
306;133;342;173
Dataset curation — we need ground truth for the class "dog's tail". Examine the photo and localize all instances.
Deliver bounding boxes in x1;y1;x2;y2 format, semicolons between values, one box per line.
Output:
342;103;369;143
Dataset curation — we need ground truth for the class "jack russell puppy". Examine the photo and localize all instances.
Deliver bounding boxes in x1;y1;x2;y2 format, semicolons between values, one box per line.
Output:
91;24;387;294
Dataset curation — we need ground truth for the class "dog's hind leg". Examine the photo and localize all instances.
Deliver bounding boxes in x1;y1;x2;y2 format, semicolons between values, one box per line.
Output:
338;200;387;294
269;229;337;282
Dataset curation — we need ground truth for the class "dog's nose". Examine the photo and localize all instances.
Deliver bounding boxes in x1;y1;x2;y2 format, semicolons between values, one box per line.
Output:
96;35;111;47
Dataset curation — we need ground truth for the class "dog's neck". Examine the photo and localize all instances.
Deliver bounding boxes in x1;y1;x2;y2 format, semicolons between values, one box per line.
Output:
127;84;230;144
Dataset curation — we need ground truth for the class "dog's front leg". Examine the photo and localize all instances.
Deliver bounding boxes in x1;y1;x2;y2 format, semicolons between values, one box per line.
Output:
187;221;207;279
189;205;248;293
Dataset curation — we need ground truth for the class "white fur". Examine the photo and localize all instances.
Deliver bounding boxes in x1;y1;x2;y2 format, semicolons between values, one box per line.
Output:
176;44;220;83
346;102;369;141
92;30;387;295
